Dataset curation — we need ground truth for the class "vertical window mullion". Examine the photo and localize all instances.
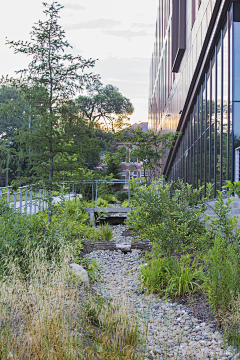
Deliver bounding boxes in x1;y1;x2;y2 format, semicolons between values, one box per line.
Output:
214;46;217;198
227;11;230;182
204;73;207;196
220;29;223;191
209;59;212;187
200;87;203;188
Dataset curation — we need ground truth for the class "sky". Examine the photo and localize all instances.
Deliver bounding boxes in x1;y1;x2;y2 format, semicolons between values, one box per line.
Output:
0;0;158;124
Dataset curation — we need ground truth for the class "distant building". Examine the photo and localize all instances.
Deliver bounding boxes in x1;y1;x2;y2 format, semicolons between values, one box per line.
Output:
116;122;149;182
149;0;240;197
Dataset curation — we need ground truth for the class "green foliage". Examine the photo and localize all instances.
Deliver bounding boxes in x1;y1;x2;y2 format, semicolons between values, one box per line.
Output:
101;193;116;203
223;180;240;198
118;125;180;180
128;180;210;254
81;227;101;241
0;207;64;276
85;197;109;208
139;256;171;294
1;2;101;215
99;223;113;241
165;255;203;298
139;253;202;297
205;191;240;244
76;84;134;132
122;200;129;208
115;191;129;203
78;257;100;283
203;236;240;315
0;191;103;276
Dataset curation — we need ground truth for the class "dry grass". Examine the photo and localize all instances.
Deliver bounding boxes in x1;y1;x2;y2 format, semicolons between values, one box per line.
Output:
0;251;143;360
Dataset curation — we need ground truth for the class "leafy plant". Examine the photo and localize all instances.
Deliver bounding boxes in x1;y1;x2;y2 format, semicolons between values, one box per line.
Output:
115;191;129;203
101;194;117;203
128;180;210;254
82;226;100;241
165;256;203;298
203;235;240;316
205;191;240;244
78;257;100;282
99;223;113;241
122;200;129;208
139;256;171;294
139;253;202;297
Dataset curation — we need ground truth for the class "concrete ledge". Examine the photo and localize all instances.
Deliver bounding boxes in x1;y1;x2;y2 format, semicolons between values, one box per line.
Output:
85;207;130;213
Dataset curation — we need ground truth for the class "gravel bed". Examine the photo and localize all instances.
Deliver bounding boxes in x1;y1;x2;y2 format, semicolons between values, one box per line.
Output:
85;226;240;359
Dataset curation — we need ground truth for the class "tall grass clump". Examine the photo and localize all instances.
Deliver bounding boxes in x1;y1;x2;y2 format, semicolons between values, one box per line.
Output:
139;253;203;298
0;249;143;360
99;223;113;241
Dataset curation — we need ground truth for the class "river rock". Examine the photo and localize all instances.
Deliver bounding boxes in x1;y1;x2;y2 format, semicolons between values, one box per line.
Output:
69;263;89;286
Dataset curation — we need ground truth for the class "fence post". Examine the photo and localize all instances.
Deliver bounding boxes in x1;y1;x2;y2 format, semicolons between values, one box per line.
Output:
39;189;41;212
34;189;37;215
25;187;28;214
92;183;94;209
20;188;22;213
0;188;2;200
30;188;32;215
14;191;16;210
69;184;71;205
7;187;10;203
42;189;45;210
95;182;98;208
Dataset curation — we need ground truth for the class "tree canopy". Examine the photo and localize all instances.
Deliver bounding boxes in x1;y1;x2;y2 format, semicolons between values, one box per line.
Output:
118;125;180;180
76;84;134;132
0;2;99;188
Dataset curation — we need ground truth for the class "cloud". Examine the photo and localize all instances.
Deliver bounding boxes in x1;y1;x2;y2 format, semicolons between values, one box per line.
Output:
62;3;86;11
94;56;150;123
104;29;149;39
66;19;121;30
132;22;155;29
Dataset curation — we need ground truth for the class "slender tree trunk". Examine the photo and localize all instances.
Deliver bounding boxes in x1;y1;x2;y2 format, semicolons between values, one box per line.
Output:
47;26;54;224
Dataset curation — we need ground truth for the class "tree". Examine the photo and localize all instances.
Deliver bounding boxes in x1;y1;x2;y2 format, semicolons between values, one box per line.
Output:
1;2;99;221
0;87;29;186
76;84;134;132
118;125;180;180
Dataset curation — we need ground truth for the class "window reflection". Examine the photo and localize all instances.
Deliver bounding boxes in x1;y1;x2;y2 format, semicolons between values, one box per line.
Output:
216;38;221;191
211;55;215;191
222;21;228;187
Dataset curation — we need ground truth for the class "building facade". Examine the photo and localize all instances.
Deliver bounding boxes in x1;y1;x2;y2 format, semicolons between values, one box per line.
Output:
149;0;240;197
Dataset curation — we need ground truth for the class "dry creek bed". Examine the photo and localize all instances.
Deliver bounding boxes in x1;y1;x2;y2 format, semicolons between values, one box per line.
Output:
84;225;240;360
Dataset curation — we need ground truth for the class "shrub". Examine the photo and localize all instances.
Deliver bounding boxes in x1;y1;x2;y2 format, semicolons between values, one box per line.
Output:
127;180;209;254
122;200;129;208
101;194;117;203
82;226;100;241
115;191;129;203
205;191;240;244
0;208;64;276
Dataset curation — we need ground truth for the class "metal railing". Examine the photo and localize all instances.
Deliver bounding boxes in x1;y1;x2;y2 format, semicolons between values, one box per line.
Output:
0;185;47;214
0;178;145;214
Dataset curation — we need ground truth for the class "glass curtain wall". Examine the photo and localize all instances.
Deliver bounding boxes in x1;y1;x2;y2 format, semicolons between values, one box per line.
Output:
168;9;233;197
